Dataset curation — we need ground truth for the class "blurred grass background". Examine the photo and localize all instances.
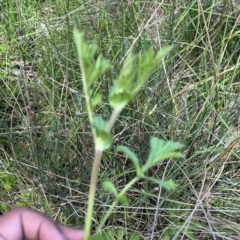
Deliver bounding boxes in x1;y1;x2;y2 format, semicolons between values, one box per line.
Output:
0;0;240;239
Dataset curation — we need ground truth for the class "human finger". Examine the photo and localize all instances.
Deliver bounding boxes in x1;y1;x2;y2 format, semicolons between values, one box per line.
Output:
0;208;73;240
59;225;84;240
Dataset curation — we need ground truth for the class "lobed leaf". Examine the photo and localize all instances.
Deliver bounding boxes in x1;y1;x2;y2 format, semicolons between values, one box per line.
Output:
108;46;172;111
74;29;110;92
117;52;137;91
137;46;173;92
142;137;184;172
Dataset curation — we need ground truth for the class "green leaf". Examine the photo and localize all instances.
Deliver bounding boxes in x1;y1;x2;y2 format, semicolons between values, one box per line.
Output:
91;93;102;109
137;46;172;92
73;29;90;59
74;29;110;92
108;52;137;110
128;232;140;240
117;52;137;91
90;55;110;82
87;44;98;58
102;229;116;240
116;146;143;177
117;145;139;167
74;29;96;90
89;233;105;240
109;91;132;110
142;137;184;172
155;45;173;61
149;178;176;191
136;49;155;91
93;116;113;151
102;180;118;196
116;194;129;205
90;229;140;240
116;229;124;239
108;46;172;111
95;129;112;151
93;115;107;129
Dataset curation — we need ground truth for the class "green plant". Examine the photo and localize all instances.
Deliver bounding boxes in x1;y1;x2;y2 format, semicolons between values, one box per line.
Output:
0;172;17;191
91;228;140;240
73;29;184;240
1;1;239;239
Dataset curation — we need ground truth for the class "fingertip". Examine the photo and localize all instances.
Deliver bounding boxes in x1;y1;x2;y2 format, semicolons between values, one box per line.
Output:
59;225;84;240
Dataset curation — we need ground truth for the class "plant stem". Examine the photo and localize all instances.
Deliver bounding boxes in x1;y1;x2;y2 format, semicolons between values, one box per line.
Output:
97;177;139;232
119;176;139;196
84;149;103;240
84;109;122;239
96;200;118;233
106;108;122;133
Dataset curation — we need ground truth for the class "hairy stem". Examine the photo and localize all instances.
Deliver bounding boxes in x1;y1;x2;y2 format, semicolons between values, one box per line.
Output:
106;108;123;133
84;109;122;239
84;149;103;240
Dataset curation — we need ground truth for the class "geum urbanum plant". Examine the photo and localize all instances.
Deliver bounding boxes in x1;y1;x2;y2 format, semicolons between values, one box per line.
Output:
74;29;184;240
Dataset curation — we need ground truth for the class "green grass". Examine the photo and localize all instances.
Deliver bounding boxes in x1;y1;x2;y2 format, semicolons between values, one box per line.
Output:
0;0;240;239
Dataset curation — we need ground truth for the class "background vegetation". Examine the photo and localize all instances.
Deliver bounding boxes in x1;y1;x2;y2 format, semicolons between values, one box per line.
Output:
0;0;239;239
